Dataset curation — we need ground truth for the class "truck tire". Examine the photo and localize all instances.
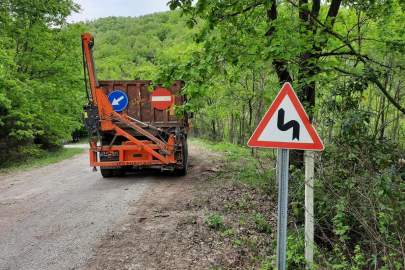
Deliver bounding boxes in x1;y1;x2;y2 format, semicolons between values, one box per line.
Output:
113;168;126;177
100;168;113;178
176;137;188;176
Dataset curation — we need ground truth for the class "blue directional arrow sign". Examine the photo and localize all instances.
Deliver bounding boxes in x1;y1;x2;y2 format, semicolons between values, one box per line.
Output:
107;90;128;112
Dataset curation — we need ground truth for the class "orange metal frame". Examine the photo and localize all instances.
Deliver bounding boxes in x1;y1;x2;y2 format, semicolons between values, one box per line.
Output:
82;33;178;168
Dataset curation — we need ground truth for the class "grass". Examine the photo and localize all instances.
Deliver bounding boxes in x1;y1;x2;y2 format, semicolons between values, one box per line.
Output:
189;137;277;192
0;148;85;174
189;137;276;159
70;137;89;144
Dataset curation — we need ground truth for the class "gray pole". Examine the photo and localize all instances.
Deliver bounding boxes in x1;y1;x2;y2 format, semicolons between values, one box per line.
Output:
276;148;289;270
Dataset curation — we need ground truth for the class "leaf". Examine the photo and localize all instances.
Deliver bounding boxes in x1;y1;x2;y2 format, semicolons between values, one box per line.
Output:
186;19;195;29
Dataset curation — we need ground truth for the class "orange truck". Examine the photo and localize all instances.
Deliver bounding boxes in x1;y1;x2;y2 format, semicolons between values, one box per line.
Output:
81;33;190;177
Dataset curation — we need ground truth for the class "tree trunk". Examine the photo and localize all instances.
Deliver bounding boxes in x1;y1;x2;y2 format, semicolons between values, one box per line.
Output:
230;114;234;143
211;120;216;140
265;0;341;166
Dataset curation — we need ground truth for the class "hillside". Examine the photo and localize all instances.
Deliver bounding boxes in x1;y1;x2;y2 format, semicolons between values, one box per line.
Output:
83;10;197;80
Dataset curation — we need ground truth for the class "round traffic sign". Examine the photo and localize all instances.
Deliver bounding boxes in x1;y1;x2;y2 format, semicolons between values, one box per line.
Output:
151;88;173;110
107;90;128;112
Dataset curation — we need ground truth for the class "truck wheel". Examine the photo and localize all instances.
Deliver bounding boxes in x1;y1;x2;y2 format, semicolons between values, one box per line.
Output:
100;168;113;178
113;168;126;177
176;137;188;176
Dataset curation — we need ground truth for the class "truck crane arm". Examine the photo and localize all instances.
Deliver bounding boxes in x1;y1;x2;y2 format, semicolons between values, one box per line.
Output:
81;33;99;104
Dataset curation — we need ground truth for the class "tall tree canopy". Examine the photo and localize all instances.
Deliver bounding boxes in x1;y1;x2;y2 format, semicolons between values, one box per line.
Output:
0;0;85;164
165;0;405;116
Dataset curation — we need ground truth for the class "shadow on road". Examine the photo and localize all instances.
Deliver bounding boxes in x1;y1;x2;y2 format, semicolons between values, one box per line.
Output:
99;168;182;181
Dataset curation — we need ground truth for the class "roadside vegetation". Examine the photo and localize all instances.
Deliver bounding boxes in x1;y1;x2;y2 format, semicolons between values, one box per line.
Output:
0;1;86;166
0;148;84;174
186;138;283;268
161;1;405;268
193;138;405;269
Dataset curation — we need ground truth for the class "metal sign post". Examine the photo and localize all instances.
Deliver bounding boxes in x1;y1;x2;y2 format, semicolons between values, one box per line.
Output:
247;83;324;270
276;148;289;269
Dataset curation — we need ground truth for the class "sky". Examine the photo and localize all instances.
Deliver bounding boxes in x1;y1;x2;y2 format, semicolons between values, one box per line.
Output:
67;0;171;23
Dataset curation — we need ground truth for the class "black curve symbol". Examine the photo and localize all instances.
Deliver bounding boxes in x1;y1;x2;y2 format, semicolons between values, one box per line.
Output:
277;108;300;141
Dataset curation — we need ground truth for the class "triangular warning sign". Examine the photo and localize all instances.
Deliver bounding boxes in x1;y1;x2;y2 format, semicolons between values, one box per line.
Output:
248;83;324;150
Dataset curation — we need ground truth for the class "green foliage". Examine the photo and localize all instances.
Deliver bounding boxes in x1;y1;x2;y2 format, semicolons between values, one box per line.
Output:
161;0;405;146
285;233;306;269
192;138;277;194
0;0;86;166
254;213;272;234
205;214;224;229
220;227;235;237
198;134;404;269
313;138;405;269
0;147;84;173
83;11;198;81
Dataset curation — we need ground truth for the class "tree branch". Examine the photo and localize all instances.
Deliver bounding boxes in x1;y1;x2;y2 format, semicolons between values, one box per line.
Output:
219;2;264;20
286;0;405;115
318;51;355;57
334;67;405;115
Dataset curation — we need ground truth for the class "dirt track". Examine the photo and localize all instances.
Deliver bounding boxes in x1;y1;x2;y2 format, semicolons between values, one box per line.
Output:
0;141;232;270
0;145;157;270
0;142;279;269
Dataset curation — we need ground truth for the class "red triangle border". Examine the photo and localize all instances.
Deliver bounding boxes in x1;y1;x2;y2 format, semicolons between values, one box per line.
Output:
247;83;324;150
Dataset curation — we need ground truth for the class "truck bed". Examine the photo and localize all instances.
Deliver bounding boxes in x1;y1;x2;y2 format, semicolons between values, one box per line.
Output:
99;80;188;136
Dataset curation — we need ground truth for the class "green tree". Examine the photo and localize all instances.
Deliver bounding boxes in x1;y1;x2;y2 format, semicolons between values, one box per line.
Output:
0;0;85;165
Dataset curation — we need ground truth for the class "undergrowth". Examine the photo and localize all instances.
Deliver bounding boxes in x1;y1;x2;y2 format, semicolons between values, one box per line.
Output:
0;147;85;173
189;138;277;194
190;137;405;269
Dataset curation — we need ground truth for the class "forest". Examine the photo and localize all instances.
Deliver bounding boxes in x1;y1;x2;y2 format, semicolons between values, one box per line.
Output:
0;0;405;269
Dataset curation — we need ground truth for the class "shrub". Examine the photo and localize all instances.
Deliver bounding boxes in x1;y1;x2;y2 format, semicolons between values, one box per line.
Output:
205;214;224;229
254;213;272;233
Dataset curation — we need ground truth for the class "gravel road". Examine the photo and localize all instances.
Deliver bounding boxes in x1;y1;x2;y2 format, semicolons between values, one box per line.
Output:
0;145;153;270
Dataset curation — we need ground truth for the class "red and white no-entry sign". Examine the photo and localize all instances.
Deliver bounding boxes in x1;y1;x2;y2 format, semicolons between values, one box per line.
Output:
151;88;173;110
